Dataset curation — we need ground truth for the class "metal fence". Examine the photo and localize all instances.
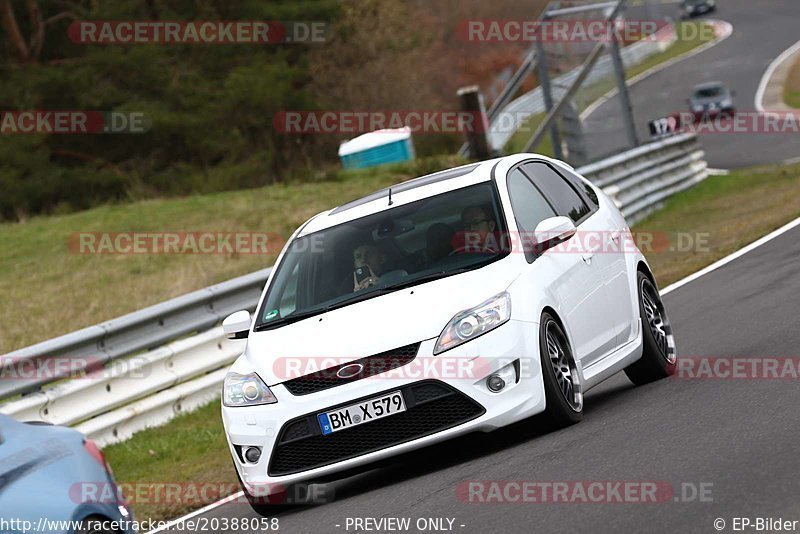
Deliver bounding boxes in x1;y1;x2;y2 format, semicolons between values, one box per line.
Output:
0;133;707;445
488;25;677;151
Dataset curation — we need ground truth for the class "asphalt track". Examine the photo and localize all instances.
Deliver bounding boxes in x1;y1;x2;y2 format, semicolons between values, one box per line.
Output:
168;219;800;534
583;0;800;168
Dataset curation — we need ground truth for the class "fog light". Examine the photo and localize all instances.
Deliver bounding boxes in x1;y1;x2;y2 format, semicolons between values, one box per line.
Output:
486;374;505;392
244;446;262;463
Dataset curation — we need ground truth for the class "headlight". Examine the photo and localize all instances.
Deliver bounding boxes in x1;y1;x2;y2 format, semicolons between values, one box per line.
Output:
223;372;277;407
720;99;733;108
434;292;511;354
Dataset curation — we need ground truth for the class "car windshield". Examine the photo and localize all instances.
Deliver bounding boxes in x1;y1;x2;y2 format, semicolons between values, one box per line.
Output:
694;86;724;98
254;182;508;329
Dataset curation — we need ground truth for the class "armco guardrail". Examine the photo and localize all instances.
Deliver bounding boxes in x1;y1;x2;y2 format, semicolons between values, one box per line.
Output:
578;132;707;223
0;133;706;445
0;267;270;401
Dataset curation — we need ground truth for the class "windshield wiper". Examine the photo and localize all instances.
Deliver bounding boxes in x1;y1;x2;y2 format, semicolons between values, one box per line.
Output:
253;286;398;331
254;264;492;331
378;270;457;291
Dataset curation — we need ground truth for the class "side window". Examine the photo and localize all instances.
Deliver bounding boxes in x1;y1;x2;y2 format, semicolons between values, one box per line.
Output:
521;162;591;223
557;165;600;209
507;168;556;233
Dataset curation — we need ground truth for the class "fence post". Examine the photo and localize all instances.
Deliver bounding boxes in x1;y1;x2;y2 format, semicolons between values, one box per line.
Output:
609;23;640;149
534;36;565;159
457;86;492;159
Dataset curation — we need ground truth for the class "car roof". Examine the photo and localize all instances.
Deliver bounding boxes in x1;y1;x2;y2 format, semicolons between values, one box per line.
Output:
693;81;726;90
297;158;502;236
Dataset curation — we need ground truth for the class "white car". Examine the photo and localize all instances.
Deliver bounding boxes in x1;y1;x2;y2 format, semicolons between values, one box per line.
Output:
221;154;677;512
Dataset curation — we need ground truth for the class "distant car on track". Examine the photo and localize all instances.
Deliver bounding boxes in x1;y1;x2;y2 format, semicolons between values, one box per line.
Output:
680;0;717;18
220;155;678;514
0;416;134;534
689;81;736;120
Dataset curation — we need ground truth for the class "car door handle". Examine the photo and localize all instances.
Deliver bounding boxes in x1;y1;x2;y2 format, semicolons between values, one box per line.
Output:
581;252;594;265
610;231;621;244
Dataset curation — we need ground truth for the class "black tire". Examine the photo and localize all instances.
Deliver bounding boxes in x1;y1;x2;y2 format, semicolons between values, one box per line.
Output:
718;110;735;121
539;313;583;427
624;272;677;385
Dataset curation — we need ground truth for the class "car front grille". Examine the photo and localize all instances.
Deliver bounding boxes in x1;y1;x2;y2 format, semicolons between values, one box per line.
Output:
282;343;420;396
268;381;484;476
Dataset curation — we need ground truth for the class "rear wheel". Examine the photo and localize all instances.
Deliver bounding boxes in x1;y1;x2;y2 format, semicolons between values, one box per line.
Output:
539;313;583;427
624;272;677;385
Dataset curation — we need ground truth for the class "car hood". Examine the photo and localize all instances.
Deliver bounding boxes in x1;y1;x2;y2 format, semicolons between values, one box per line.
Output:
245;262;517;385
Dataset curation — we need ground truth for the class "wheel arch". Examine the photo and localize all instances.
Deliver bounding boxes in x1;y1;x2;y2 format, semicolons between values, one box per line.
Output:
636;260;657;289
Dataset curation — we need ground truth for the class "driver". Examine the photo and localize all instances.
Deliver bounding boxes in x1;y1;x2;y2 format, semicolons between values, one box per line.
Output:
458;205;500;253
353;243;387;291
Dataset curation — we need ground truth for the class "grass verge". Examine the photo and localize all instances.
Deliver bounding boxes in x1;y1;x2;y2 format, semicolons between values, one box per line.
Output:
0;155;465;353
784;55;800;109
101;160;800;523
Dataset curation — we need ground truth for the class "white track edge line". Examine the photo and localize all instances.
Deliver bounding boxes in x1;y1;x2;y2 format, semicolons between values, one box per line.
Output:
581;20;733;121
754;39;800;113
145;491;245;533
661;215;800;295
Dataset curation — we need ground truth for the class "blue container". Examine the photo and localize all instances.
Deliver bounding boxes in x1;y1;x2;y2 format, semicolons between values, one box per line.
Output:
339;128;415;169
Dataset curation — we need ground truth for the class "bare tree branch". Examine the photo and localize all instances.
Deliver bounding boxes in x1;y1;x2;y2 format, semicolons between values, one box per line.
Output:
26;0;44;60
43;10;77;26
1;0;30;62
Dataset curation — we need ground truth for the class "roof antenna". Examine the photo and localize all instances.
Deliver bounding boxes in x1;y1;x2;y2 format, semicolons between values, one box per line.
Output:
388;187;393;206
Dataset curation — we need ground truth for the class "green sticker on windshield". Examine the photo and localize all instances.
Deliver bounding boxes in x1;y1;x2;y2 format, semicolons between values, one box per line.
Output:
264;309;279;321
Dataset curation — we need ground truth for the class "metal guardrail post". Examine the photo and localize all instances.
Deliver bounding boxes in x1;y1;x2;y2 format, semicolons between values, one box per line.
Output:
524;42;606;152
609;24;641;149
534;33;565;159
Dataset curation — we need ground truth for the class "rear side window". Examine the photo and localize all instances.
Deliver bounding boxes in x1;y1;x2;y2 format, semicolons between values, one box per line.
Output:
521;162;591;223
556;165;600;208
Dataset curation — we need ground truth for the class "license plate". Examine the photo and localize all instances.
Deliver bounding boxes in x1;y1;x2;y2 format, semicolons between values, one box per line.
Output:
318;391;406;435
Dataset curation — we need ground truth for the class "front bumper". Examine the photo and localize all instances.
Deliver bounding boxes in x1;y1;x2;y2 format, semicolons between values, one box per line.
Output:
222;319;545;494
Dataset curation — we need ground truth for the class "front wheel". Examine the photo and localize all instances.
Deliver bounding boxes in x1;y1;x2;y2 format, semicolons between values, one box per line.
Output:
539;313;583;427
624;272;677;385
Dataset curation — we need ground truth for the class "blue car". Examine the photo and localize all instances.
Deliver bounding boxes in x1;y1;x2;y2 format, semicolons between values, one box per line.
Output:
0;415;135;534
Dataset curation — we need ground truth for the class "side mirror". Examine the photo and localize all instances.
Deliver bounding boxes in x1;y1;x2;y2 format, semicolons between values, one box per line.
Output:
534;216;577;253
223;310;252;339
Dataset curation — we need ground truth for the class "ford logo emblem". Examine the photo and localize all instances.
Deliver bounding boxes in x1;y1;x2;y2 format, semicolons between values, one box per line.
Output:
336;363;364;379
